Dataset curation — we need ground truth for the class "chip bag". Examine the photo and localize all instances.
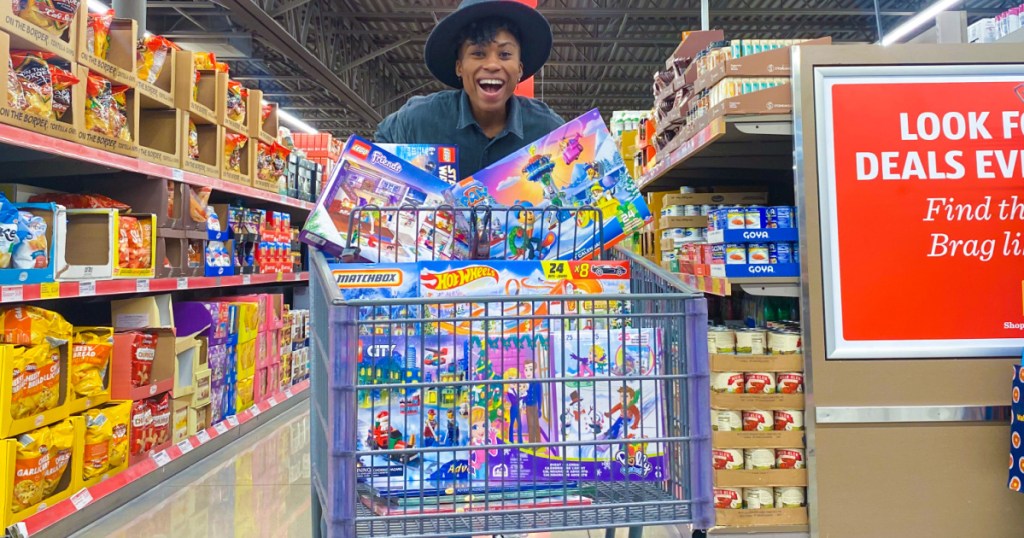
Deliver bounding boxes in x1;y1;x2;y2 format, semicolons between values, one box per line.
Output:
107;402;130;468
28;192;130;211
12;426;48;511
13;210;48;269
14;0;81;36
10;347;29;419
193;52;216;71
187;185;210;223
215;61;229;73
136;35;179;84
0;306;72;346
226;80;246;122
43;419;73;497
71;327;113;398
130;399;152;454
87;9;114;59
0;192;24;269
224;133;247;173
47;61;78;121
257;142;290;183
85;73;115;137
83;409;112;480
261;103;274;124
111;84;130;141
149;393;170;447
128;331;156;387
7;57;27;111
187;119;199;161
136;218;152;268
117;215;137;269
32;345;62;413
10;50;54;118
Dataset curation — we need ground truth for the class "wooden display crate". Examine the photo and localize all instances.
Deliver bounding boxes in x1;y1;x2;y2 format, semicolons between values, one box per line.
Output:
0;0;81;61
181;113;222;179
76;13;136;87
137;48;177;110
74;67;139;157
0;33;80;142
710;353;804;372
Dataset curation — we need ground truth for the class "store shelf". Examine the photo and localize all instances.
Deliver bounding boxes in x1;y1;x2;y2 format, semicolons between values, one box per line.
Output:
0;272;308;304
0;123;314;212
708;228;800;245
12;380;310;538
708;522;809;536
996;27;1024;43
638;115;793;191
678;272;799;297
712;430;805;449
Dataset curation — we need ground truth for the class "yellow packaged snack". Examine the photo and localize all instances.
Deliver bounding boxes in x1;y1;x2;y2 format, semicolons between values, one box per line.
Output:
187;119;199;160
12;426;49;512
19;344;49;417
136;35;179;84
34;345;62;413
72;327;113;398
14;0;81;36
83;409;112;480
0;305;72;346
224;133;247;173
43;419;73;497
106;402;130;468
10;346;29;419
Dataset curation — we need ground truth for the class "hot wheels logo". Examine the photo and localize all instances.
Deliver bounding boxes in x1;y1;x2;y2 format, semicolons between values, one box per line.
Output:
421;266;499;291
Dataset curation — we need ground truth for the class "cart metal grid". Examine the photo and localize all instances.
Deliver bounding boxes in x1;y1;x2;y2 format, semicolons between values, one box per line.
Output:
310;207;713;538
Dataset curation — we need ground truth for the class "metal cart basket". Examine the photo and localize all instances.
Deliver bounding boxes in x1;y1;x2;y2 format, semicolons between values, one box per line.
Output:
310;207;713;538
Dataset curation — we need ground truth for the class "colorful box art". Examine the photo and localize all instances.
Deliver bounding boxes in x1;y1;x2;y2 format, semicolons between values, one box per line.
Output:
378;144;460;185
445;109;652;261
300;136;455;262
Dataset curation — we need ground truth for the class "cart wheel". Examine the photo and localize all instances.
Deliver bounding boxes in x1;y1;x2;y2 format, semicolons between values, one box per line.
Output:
692;531;708;538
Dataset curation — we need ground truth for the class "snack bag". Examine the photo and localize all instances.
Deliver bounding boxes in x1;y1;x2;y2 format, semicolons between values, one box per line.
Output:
111;84;130;141
261;103;274;125
48;61;78;121
8;58;27;111
10;50;54;118
28;192;130;211
0;306;72;346
83;409;112;480
10;347;29;419
43;419;73;497
0;192;25;268
13;210;49;269
12;426;48;511
87;9;114;59
117;215;138;269
166;182;175;219
257;142;289;183
33;344;61;413
187;241;201;268
14;0;81;36
17;345;44;417
149;393;170;446
71;327;113;398
136;218;152;268
226;80;246;122
129;331;156;387
136;35;179;84
85;74;115;137
130;399;152;454
224;133;247;173
187;185;210;223
193;52;216;71
107;402;130;468
214;62;229;73
187;119;199;160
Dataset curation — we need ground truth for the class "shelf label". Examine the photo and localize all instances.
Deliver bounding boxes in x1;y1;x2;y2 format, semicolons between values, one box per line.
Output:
196;430;211;444
172;169;184;181
227;415;240;427
276;272;283;282
2;286;23;302
70;488;94;511
214;422;229;435
176;440;194;455
40;282;59;299
284;388;293;398
79;280;96;296
136;279;150;293
279;194;287;203
176;277;188;290
152;450;171;467
248;405;261;417
267;396;278;407
242;274;251;285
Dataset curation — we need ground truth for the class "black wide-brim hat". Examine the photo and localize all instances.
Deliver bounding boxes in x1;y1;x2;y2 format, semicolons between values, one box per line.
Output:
424;0;553;89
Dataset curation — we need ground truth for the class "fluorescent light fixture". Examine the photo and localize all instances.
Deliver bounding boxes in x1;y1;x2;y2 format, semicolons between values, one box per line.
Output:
880;0;961;46
87;0;109;12
278;109;318;134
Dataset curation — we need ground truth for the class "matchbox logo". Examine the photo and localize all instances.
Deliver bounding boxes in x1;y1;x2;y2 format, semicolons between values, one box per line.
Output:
440;147;456;163
350;140;372;158
421;266;499;291
333;269;403;288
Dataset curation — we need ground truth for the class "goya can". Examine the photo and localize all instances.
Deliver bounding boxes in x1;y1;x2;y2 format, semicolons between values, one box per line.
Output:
713;448;744;470
712;372;745;393
769;242;793;264
715;487;743;509
712;410;743;431
683;204;701;216
744;206;767;229
736;329;767;355
775;487;806;508
711;244;726;264
776;448;805;469
743;410;774;431
774;410;804;431
726;207;747;229
725;244;747;264
744;449;775;470
777;372;804;394
747;243;770;264
767;206;795;228
744;372;776;394
744;487;774;509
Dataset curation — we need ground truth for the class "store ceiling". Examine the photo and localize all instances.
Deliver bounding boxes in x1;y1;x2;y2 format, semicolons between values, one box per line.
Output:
146;0;1006;135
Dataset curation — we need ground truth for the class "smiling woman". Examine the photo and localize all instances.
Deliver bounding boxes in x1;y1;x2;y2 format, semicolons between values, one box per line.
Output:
374;0;565;178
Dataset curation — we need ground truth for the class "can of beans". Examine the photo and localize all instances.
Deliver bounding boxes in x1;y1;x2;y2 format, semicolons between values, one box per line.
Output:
774;487;806;508
714;487;743;509
707;326;736;354
776;448;805;469
744;487;774;509
743;410;774;432
744;372;776;394
777;372;804;394
712;372;745;393
713;448;744;470
774;410;804;431
712;410;743;431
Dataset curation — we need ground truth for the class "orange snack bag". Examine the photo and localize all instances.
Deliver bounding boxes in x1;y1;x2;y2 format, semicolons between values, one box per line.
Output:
72;327;113;398
43;419;73;496
12;426;48;511
0;306;72;346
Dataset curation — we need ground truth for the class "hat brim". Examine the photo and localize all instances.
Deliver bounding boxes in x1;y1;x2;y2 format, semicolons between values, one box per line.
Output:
424;1;552;89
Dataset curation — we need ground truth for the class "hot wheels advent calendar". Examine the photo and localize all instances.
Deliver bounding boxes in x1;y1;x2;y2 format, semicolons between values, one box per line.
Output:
445;109;652;261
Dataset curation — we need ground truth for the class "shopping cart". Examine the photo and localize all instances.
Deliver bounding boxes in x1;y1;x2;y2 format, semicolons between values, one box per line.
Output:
310;207;713;538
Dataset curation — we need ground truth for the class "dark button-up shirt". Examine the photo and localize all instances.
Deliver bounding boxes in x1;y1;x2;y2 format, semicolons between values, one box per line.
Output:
374;90;565;178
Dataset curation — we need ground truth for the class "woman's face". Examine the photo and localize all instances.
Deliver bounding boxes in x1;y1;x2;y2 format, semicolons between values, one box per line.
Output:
456;29;523;115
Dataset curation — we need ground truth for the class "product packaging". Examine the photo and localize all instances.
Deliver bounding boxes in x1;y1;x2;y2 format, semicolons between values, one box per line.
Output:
377;144;459;184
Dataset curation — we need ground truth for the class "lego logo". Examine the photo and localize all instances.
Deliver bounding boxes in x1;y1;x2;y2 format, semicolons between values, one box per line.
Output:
351;141;372;158
440;147;455;163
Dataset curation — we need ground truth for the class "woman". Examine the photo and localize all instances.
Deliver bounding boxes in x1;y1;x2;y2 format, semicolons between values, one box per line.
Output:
374;0;565;178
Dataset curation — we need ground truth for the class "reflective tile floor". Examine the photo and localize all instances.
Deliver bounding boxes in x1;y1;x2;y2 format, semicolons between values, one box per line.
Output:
71;401;692;538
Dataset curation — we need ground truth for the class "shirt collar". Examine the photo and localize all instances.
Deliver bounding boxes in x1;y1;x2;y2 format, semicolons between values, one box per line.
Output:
457;91;524;139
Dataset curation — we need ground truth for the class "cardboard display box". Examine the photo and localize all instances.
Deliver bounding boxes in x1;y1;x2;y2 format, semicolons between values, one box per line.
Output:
245;89;263;139
137;48;176;110
181;114;222;179
662;192;769;207
110;328;175;401
173;333;201;398
711;353;804;373
138;108;183;169
659;216;708;229
172;395;190;443
173;52;223;126
185;236;206;277
221;128;254;187
156;228;185;279
74;67;139;158
111;294;175;330
0;0;81;62
712;431;805;449
90;176;184;229
0;33;79;142
258;100;278;144
181;184;209;232
219;78;252;134
77;400;131;489
187;404;210;436
715;469;809;488
60;210;156;280
0;343;71;438
0;416;83;527
711;393;805;411
691;37;832;94
76;14;136;87
192;368;212;408
715;508;808;527
0;203;66;285
252;140;281;193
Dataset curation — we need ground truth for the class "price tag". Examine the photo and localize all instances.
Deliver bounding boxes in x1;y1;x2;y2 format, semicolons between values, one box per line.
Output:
276;272;283;282
79;280;96;296
268;396;278;407
197;430;211;444
214;422;228;435
40;282;59;299
249;405;261;417
227;415;240;427
152;450;171;467
136;279;150;292
242;274;251;285
177;440;194;455
284;388;293;398
176;278;188;290
2;286;23;302
70;488;93;511
172;169;184;181
279;194;287;203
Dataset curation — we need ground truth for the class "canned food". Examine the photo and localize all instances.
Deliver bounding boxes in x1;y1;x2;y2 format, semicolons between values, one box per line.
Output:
747;243;770;264
775;487;806;508
683;205;701;216
769;242;793;264
680;186;696;194
744;449;776;470
714;487;743;509
774;410;804;431
700;204;714;216
683;227;701;239
712;372;745;393
743;410;774;432
744;487;774;509
660;229;672;240
735;329;766;355
744;372;776;394
708;326;736;353
792;243;800;264
662;251;678;261
767;206;795;229
711;244;726;264
777;372;804;394
665;205;686;217
776;448;805;469
712;410;743;431
713;448;744;470
768;330;801;354
744;206;767;229
726;207;746;229
725;244;747;264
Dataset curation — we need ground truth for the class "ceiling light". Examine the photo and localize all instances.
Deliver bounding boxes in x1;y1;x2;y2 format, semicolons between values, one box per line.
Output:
87;0;109;12
880;0;961;46
278;109;317;134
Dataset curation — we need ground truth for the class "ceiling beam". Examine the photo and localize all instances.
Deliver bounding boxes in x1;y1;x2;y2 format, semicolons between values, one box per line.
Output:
340;38;412;72
326;7;1001;20
269;0;313;18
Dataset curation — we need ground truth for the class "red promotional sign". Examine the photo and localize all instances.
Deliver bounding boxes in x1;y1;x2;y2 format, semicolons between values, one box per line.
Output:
818;67;1024;358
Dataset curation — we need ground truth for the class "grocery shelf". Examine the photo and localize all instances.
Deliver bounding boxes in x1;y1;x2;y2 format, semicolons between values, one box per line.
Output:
0;272;309;304
677;272;799;297
0;123;314;212
707;524;810;536
11;380;310;538
638;114;794;191
995;28;1024;43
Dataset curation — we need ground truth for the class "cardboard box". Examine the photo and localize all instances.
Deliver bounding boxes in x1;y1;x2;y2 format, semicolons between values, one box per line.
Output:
0;183;59;203
253;365;269;404
173;52;222;125
711;393;805;411
246;89;263;139
0;203;66;285
377;144;459;184
222;129;254;187
662;192;769;206
0;33;79;142
74;67;139;157
236;374;254;411
235;337;257;379
187;404;210;436
0;416;83;527
0;0;80;62
691;37;832;94
710;353;804;373
138;108;183;168
112;294;175;330
76;14;136;86
181;114;222;179
712;431;805;449
220;78;251;134
0;344;71;439
192;368;211;407
59;208;116;280
259;100;278;144
252;140;282;193
173;335;200;398
78;400;131;489
714;469;808;488
714;508;808;527
156;229;185;278
89;176;183;229
172;395;190;443
137;48;176;110
659;216;708;229
110;329;175;400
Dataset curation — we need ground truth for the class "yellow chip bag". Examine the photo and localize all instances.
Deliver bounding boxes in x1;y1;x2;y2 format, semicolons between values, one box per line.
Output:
10;346;29;419
107;402;130;468
72;327;113;398
0;306;72;346
35;345;61;413
43;419;73;496
83;409;112;481
12;426;49;512
16;345;46;419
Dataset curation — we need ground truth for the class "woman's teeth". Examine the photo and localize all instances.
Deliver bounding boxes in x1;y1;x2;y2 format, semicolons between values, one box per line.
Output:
479;79;504;92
